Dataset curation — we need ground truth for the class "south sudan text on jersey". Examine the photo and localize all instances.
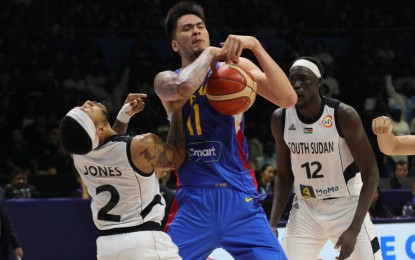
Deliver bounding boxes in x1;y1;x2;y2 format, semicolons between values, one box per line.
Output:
287;141;334;154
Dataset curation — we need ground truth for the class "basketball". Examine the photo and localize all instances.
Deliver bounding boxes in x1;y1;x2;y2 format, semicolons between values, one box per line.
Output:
206;64;257;115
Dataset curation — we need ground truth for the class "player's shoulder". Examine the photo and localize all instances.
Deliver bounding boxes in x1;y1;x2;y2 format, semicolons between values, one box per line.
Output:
333;100;363;137
324;97;357;118
336;101;359;120
130;133;160;153
132;133;157;144
272;107;285;119
271;107;286;133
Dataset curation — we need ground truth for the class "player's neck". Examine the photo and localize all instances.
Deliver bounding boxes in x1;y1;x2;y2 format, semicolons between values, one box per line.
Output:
297;97;323;120
100;129;118;144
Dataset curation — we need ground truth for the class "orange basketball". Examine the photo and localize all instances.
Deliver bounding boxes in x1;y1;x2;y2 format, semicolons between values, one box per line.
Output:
206;64;257;115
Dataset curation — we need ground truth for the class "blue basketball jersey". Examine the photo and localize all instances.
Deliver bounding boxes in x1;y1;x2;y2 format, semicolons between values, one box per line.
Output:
175;66;258;195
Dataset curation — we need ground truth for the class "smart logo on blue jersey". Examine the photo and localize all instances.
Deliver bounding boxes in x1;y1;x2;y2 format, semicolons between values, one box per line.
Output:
187;141;222;162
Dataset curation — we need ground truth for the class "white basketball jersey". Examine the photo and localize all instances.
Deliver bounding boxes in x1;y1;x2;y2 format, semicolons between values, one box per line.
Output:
283;98;362;199
72;135;165;231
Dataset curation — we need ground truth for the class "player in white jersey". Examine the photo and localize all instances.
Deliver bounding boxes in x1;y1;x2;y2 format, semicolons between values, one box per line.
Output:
59;92;187;260
269;57;382;260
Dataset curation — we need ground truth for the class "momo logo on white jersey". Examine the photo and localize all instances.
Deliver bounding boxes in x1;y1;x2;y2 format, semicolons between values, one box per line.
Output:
315;186;339;196
187;141;222;162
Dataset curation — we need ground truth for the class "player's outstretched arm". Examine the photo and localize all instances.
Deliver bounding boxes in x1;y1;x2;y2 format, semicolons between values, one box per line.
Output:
335;104;379;260
269;108;294;236
372;116;415;155
220;35;297;108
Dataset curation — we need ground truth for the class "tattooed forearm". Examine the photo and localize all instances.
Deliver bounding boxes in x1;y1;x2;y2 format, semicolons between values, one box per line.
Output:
154;47;217;100
176;47;215;92
152;135;177;168
112;120;128;134
165;109;186;166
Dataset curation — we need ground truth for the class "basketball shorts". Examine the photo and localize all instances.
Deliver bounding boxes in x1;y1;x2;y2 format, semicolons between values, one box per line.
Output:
96;230;181;260
167;186;287;260
282;195;382;260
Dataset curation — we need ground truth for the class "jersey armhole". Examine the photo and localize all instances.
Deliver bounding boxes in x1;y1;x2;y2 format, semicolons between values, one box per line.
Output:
331;99;344;138
126;136;154;177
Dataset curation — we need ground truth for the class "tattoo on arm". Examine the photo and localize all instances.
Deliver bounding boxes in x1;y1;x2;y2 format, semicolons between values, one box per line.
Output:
176;48;215;94
154;72;177;99
139;147;156;164
112;120;128;134
155;48;216;100
152;135;177;168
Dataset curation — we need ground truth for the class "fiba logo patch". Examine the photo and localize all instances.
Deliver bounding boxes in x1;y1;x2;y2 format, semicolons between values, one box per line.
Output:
300;184;316;198
321;115;333;128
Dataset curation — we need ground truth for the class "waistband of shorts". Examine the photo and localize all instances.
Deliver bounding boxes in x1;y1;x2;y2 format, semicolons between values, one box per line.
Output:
180;182;230;188
322;197;338;200
99;221;161;236
297;196;339;201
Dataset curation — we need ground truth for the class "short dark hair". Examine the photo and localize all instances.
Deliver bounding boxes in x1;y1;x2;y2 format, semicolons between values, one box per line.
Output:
165;1;205;41
11;168;29;178
260;164;272;173
394;160;408;170
59;116;92;155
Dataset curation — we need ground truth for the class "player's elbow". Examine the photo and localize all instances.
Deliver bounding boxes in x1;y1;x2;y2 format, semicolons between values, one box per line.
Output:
287;94;298;107
279;92;298;108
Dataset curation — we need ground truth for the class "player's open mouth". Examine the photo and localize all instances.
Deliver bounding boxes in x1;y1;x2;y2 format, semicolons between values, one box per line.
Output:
193;39;204;44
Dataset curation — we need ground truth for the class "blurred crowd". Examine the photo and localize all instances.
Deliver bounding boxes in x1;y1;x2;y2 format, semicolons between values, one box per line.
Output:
1;0;415;201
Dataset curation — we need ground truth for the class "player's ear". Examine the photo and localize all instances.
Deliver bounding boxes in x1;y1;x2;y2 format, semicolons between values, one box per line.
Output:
171;40;179;52
96;124;105;137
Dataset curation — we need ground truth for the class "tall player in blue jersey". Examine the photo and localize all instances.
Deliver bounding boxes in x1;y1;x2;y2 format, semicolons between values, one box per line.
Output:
154;2;297;259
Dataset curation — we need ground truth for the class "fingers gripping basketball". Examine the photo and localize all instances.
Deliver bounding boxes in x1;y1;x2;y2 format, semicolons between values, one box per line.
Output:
206;64;257;115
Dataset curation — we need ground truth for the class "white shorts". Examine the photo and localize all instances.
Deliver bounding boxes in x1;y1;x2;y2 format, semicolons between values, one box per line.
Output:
282;196;382;260
97;230;181;260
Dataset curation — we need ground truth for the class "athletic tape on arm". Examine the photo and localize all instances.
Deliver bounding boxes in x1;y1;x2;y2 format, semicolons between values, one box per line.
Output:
117;103;133;123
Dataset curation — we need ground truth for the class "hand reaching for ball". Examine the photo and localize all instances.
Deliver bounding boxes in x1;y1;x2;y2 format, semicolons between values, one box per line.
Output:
220;35;260;64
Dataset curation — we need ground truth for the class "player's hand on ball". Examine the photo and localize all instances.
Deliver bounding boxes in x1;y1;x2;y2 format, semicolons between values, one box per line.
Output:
372;116;392;136
220;35;259;64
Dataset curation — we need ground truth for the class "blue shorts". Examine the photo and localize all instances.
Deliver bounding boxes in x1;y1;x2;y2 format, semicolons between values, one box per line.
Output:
167;186;287;260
